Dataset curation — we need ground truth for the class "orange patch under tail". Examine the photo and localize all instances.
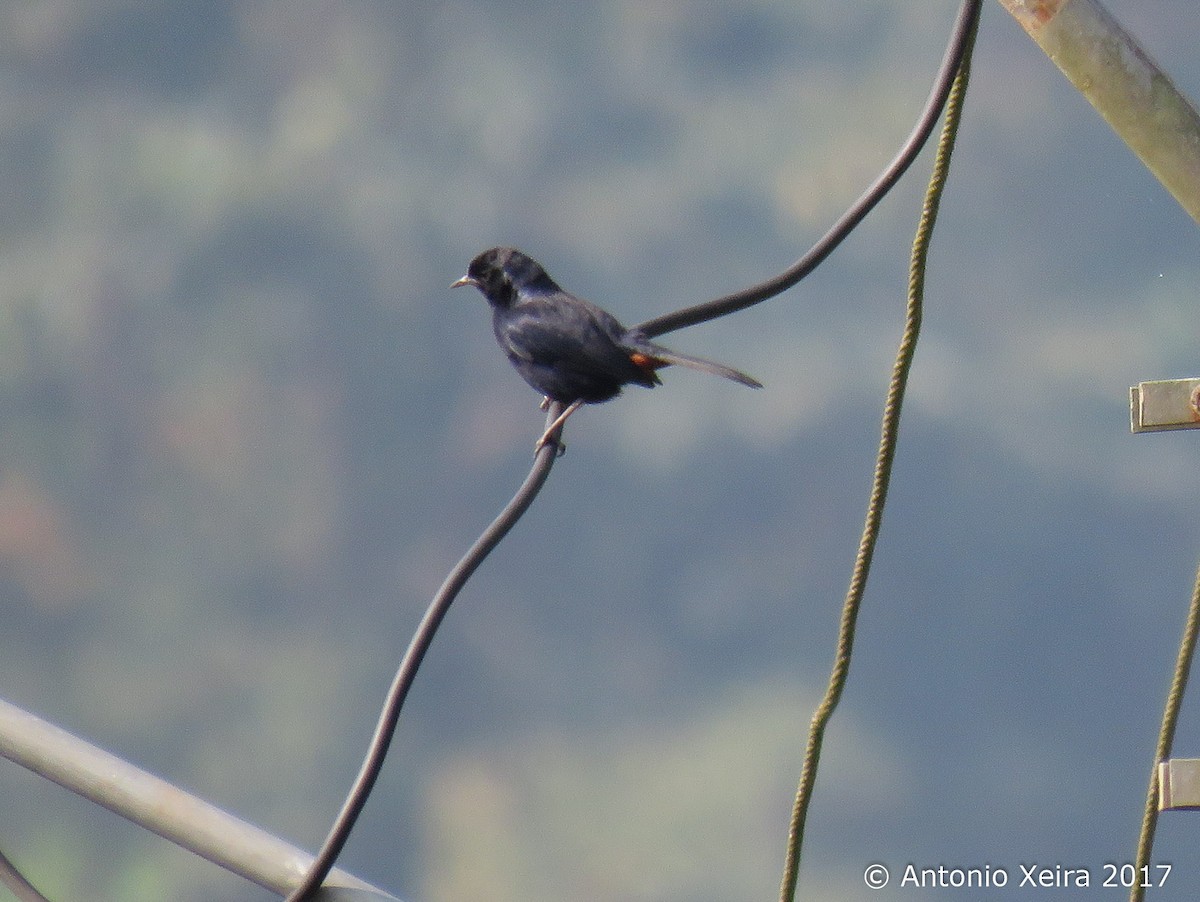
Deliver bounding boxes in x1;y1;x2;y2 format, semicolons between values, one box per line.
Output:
628;351;667;377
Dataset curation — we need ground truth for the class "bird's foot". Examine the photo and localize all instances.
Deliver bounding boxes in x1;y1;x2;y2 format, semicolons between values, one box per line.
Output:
533;432;567;457
533;399;582;458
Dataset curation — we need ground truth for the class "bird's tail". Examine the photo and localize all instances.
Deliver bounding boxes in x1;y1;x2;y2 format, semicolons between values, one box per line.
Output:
629;338;762;389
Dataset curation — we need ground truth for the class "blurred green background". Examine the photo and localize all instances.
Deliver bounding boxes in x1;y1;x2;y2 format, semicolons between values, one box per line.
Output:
1;2;1199;900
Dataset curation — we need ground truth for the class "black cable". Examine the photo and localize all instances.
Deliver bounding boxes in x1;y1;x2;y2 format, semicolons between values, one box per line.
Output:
0;846;52;902
637;0;985;339
283;409;564;900
285;3;984;895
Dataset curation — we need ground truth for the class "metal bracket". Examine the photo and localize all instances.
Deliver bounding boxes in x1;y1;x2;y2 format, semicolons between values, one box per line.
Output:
1130;378;1200;433
1136;383;1200;818
1159;758;1200;810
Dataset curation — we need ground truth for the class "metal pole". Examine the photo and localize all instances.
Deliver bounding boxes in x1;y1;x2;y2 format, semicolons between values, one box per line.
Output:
0;697;398;899
998;0;1200;225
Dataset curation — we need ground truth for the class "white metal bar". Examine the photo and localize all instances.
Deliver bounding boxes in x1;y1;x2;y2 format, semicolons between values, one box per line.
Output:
0;697;397;899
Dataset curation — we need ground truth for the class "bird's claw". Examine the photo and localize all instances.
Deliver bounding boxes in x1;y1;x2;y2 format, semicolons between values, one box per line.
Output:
534;434;566;457
534;399;580;457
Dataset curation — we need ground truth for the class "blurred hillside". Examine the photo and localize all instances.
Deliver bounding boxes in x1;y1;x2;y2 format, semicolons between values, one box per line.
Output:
1;2;1200;900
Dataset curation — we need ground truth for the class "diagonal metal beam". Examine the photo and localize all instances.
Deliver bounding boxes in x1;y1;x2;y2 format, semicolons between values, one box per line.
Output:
0;697;399;900
999;0;1200;224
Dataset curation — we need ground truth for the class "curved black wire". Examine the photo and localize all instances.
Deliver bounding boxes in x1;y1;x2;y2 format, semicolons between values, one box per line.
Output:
637;0;984;339
285;2;983;896
283;409;564;901
0;846;51;902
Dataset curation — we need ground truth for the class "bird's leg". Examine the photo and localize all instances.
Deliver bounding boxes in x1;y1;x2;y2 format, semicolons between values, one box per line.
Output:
539;396;551;411
534;400;584;454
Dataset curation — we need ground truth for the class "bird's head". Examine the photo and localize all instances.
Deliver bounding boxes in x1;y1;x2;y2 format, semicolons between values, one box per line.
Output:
451;247;558;308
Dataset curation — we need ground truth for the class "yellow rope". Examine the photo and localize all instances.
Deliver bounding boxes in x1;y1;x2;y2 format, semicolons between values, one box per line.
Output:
1130;557;1200;902
777;18;978;901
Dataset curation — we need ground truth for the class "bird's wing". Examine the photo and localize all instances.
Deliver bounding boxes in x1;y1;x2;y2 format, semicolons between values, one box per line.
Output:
497;294;648;381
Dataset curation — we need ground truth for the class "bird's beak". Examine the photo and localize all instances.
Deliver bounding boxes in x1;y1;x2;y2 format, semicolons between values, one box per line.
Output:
450;275;475;289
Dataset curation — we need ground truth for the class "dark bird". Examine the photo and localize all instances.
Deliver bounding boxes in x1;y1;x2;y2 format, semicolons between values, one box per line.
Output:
452;247;761;451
